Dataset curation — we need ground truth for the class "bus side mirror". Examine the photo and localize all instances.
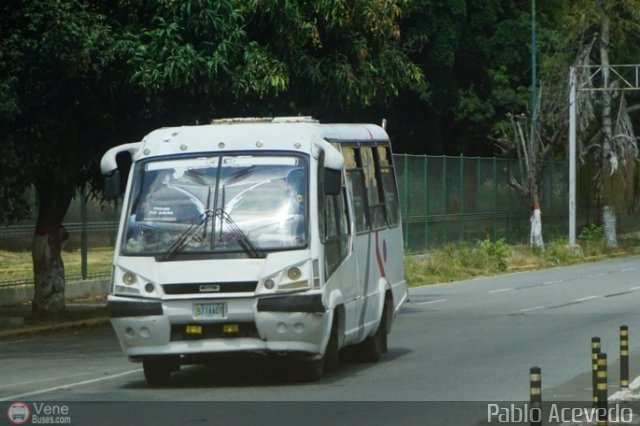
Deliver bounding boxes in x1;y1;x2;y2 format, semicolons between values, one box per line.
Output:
103;170;121;200
324;168;341;195
100;141;141;200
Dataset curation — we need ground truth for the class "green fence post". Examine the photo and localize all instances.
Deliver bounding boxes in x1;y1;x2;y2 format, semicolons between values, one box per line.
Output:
476;157;481;240
443;156;448;244
493;157;497;241
507;160;513;243
424;156;429;250
460;155;464;242
80;184;88;280
403;155;409;251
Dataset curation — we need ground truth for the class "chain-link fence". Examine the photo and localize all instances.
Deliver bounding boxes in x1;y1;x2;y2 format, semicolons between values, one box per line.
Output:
394;155;640;252
0;185;120;287
2;155;640;286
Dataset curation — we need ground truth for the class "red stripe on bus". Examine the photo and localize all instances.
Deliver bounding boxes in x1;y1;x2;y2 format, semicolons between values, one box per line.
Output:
374;231;386;278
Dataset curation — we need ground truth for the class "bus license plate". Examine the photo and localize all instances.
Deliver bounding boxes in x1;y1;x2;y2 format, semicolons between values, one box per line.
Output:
193;303;226;320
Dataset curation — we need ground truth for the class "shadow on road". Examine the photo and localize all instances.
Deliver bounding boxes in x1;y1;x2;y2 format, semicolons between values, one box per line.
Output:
120;348;412;389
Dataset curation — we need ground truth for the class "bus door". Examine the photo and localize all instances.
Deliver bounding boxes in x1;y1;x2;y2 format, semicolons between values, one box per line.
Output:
342;146;376;338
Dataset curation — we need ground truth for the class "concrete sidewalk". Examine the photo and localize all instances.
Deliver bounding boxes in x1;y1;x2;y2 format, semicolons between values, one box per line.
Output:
0;299;110;340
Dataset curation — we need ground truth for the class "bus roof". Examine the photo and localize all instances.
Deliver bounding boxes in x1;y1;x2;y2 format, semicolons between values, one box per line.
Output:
101;118;390;175
140;118;388;157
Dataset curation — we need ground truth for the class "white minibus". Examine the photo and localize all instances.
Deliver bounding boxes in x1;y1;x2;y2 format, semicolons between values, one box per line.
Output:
100;117;408;384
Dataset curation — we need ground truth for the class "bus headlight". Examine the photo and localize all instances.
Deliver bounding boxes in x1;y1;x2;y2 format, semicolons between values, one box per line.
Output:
123;272;137;285
113;268;144;296
261;263;311;292
264;279;275;290
287;267;302;281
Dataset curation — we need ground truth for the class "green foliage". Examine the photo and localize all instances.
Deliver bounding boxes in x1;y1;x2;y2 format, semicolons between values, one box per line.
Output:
405;236;638;286
393;0;552;155
578;224;605;242
404;238;510;285
0;0;425;226
478;237;509;270
0;0;119;223
541;239;584;266
124;0;426;119
559;0;640;63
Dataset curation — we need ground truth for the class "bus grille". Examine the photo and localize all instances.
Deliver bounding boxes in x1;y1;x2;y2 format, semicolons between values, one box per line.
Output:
162;281;258;294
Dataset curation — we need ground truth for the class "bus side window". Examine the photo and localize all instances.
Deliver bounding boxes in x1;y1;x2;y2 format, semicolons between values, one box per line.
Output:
361;147;386;229
375;144;400;227
323;189;349;279
346;170;369;233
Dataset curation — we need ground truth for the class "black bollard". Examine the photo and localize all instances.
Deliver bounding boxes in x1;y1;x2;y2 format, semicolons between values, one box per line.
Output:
620;325;629;390
530;367;542;426
596;353;608;426
592;337;601;406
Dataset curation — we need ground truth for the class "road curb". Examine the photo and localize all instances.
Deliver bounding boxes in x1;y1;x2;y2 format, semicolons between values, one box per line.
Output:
0;317;110;341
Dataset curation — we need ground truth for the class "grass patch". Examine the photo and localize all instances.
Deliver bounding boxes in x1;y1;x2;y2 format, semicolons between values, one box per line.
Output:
405;236;640;286
0;248;114;283
2;230;640;288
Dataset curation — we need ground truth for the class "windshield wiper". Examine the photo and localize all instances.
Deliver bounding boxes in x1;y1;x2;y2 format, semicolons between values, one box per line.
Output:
158;210;214;261
213;208;264;259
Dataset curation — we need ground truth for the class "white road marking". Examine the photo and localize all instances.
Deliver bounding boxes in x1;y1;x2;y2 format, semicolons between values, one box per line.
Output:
489;288;514;294
416;299;448;306
515;306;546;314
0;369;143;401
631;286;640;291
0;372;89;390
573;295;599;303
621;267;635;272
543;280;564;284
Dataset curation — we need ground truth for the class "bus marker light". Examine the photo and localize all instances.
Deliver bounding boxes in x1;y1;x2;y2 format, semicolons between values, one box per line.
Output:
186;325;202;335
223;324;239;333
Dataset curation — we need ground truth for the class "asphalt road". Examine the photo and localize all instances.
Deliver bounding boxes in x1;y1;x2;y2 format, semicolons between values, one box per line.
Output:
2;256;640;425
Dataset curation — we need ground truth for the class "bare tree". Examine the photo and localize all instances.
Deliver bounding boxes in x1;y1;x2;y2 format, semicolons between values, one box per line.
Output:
495;82;566;248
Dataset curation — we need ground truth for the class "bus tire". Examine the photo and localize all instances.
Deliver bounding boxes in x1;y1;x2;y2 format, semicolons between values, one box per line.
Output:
323;313;340;372
297;358;324;382
358;300;388;363
143;358;172;386
297;313;340;381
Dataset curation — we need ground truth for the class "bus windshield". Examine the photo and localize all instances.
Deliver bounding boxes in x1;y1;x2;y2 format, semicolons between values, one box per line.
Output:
122;154;308;256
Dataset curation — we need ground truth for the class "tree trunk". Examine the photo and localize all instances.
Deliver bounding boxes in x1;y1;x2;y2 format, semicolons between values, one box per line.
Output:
603;205;617;247
529;193;544;249
31;185;74;318
598;0;618;248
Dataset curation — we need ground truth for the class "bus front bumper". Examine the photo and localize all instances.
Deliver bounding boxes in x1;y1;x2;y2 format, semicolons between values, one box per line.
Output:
107;295;330;360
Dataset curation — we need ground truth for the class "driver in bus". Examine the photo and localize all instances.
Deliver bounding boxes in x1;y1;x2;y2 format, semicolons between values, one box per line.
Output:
286;168;306;241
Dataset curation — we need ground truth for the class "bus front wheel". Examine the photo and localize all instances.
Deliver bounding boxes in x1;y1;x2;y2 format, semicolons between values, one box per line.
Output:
297;313;340;381
143;357;177;386
357;300;389;362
